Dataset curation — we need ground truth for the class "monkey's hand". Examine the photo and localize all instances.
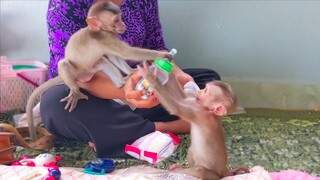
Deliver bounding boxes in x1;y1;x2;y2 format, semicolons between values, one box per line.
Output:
165;53;173;61
165;48;177;62
157;51;173;62
60;90;89;112
137;61;160;86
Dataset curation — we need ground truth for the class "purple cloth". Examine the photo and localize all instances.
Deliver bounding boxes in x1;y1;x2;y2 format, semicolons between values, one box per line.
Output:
47;0;167;78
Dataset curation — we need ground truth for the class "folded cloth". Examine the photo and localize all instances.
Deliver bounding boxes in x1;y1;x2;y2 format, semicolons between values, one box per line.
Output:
14;102;42;127
0;165;197;180
4;165;318;180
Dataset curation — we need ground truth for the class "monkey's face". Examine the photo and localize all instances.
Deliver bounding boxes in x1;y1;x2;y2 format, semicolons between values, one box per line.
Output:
113;14;126;34
99;12;126;34
196;84;222;110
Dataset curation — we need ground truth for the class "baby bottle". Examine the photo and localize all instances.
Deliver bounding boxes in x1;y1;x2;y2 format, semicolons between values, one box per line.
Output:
136;59;174;99
183;81;200;98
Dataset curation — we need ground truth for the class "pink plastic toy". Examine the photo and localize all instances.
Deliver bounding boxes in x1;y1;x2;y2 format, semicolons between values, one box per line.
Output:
12;153;62;167
12;153;62;179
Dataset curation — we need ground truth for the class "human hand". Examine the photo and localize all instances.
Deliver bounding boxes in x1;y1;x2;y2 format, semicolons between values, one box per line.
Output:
123;71;160;108
175;72;194;86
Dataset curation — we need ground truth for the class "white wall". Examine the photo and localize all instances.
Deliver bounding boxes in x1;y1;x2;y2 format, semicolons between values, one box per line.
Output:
0;1;49;61
1;1;320;110
160;1;320;84
158;1;320;110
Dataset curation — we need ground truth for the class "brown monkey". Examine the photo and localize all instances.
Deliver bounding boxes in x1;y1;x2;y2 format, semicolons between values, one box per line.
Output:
26;0;172;141
137;62;249;180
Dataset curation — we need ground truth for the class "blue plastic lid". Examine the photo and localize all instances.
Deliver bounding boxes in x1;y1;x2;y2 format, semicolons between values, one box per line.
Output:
84;158;115;175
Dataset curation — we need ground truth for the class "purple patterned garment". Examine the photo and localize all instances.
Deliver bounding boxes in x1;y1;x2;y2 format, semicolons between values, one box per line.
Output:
47;0;167;78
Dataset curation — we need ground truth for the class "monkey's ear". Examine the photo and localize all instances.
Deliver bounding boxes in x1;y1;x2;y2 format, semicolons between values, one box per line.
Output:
86;17;102;31
211;104;227;117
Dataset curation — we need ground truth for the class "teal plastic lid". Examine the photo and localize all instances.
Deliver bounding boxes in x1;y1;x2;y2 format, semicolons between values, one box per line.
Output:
13;65;39;70
154;60;173;73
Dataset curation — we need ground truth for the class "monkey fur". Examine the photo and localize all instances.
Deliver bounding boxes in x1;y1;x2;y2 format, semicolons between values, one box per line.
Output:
138;62;249;180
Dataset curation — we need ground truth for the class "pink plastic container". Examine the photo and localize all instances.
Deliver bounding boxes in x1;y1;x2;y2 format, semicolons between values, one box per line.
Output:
0;56;47;112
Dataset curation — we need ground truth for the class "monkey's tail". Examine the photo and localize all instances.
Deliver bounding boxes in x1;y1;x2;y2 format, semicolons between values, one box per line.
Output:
26;76;64;141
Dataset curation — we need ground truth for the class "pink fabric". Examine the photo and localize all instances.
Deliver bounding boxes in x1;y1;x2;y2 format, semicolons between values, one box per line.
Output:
221;166;272;180
270;170;320;180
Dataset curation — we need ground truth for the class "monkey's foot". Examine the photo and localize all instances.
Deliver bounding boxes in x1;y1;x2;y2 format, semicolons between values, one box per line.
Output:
230;167;250;175
60;91;88;112
169;164;185;171
88;142;96;152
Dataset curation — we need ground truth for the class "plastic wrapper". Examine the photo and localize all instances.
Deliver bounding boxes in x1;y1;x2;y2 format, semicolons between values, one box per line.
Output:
125;131;180;164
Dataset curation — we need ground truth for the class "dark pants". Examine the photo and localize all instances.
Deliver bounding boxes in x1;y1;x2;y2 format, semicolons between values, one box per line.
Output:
40;68;220;158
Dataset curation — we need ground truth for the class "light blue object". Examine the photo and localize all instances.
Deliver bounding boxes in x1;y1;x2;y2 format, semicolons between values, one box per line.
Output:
12;65;39;70
84;167;106;175
83;158;115;175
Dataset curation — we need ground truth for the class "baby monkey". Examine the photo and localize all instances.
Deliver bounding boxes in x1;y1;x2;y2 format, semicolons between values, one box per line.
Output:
138;62;249;180
26;0;171;141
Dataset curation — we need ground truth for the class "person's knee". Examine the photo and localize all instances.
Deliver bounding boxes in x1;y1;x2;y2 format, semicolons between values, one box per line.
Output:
40;85;69;126
183;68;221;89
40;85;70;112
202;68;221;80
155;119;190;134
211;70;221;80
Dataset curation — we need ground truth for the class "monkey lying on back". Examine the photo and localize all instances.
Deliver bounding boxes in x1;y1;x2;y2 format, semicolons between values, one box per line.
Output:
26;0;172;141
138;62;249;180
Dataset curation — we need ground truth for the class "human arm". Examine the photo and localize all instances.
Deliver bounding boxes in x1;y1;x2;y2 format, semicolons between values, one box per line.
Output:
172;63;194;85
77;71;160;108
